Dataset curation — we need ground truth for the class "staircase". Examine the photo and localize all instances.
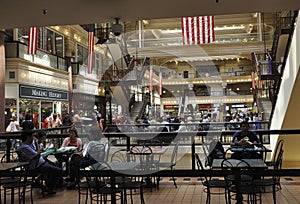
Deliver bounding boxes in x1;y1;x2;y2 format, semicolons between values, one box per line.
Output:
129;101;144;120
259;98;272;121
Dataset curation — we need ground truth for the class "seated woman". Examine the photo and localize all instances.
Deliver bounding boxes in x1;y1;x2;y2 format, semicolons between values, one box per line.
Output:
61;128;83;151
67;140;107;189
17;130;63;195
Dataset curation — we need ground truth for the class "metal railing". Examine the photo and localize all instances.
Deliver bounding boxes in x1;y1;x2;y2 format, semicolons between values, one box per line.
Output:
5;41;67;71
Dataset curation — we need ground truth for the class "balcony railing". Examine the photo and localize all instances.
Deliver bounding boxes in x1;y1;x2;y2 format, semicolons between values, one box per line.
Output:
126;32;274;48
5;41;67;71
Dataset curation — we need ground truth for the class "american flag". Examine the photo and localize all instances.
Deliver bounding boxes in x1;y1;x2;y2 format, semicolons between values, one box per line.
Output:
251;69;256;90
27;27;38;55
181;16;215;45
88;24;95;74
158;72;162;95
149;66;153;92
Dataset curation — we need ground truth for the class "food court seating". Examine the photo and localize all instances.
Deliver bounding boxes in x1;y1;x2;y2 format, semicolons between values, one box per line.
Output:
157;141;179;188
265;139;284;169
221;159;262;204
3;156;39;204
194;153;228;204
254;149;284;204
111;148;145;204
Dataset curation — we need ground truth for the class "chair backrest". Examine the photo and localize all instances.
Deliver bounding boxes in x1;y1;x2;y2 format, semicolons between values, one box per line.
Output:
273;149;284;183
221;159;251;171
205;141;225;167
130;145;153;172
15;153;40;184
84;141;108;162
273;139;284;162
170;141;179;165
194;153;211;184
275;149;284;169
221;159;253;184
16;149;40;171
110;148;134;162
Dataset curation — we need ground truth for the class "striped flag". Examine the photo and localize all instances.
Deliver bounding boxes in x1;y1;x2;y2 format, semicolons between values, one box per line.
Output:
88;24;95;74
158;72;162;95
149;66;153;92
27;27;38;55
251;69;256;90
181;16;215;45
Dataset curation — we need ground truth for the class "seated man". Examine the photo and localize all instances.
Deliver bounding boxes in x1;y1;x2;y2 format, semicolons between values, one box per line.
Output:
17;130;63;195
230;121;260;159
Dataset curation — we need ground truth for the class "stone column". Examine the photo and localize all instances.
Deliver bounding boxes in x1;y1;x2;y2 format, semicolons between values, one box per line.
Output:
0;30;5;132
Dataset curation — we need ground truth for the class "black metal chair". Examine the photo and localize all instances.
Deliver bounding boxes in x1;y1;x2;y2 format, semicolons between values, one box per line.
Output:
75;142;109;204
3;156;39;204
110;148;145;204
265;139;284;168
87;162;124;204
254;149;284;204
221;159;262;204
195;153;228;204
157;141;179;188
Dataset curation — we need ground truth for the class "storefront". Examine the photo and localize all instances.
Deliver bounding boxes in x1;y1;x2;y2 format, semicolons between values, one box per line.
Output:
5;85;69;129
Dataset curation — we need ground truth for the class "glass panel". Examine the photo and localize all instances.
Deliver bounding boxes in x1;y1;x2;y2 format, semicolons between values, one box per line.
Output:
19;99;40;128
55;33;64;57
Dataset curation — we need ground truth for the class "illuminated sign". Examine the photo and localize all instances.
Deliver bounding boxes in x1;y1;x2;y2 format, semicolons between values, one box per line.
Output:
19;85;68;101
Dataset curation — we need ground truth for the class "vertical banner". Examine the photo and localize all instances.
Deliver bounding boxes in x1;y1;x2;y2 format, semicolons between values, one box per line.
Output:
251;69;256;90
88;24;95;74
27;27;38;55
149;66;153;92
181;16;215;45
158;72;162;95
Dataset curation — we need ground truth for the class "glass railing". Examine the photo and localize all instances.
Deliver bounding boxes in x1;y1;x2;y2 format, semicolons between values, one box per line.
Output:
126;32;274;48
71;62;99;80
5;41;67;71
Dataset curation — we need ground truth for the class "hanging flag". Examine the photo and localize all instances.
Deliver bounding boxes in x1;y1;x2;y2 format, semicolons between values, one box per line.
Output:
181;16;215;45
158;72;162;95
149;66;153;92
88;24;95;74
251;69;256;90
27;27;38;55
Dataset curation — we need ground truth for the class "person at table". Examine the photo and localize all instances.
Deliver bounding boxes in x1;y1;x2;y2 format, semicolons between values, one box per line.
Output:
61;128;83;151
21;113;35;130
230;121;260;159
35;130;47;152
17;130;63;195
66;140;107;189
57;128;82;169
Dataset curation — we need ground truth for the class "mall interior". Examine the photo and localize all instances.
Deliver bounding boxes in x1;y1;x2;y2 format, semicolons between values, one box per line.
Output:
1;1;300;203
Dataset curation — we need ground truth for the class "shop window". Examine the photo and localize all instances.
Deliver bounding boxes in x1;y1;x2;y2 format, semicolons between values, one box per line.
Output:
76;43;100;78
18;27;64;57
9;71;15;79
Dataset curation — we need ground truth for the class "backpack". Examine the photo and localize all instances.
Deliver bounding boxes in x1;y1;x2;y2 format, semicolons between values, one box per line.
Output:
205;141;225;167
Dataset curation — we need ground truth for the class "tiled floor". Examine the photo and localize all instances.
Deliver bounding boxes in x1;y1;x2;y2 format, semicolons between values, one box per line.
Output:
6;176;300;204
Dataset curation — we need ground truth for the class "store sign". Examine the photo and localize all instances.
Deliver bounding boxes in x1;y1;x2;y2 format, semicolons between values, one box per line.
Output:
20;85;68;101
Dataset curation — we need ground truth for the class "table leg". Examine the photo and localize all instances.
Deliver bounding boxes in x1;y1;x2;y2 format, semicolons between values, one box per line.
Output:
110;176;116;204
234;169;243;204
6;139;11;162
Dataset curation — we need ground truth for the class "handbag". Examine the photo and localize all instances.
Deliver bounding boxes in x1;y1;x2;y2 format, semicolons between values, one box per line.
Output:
6;122;12;132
